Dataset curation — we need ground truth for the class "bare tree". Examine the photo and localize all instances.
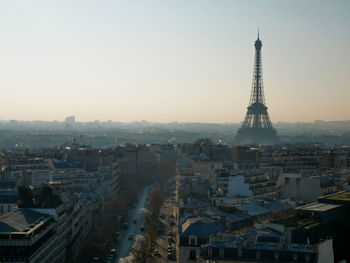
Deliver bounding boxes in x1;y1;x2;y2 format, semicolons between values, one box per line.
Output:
148;189;164;221
130;237;150;263
145;224;158;251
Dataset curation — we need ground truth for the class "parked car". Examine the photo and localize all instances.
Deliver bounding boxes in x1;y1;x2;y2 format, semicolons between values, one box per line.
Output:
106;253;115;263
123;222;129;229
157;227;162;234
140;225;145;232
132;218;137;223
153;249;160;257
128;234;133;240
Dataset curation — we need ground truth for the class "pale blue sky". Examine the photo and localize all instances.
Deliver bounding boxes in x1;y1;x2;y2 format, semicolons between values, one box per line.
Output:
0;0;349;123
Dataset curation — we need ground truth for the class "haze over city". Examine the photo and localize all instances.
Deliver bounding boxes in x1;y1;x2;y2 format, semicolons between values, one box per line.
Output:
0;0;349;123
2;2;350;263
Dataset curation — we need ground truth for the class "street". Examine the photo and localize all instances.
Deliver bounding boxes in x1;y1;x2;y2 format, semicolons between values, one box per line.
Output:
152;176;179;263
116;184;152;262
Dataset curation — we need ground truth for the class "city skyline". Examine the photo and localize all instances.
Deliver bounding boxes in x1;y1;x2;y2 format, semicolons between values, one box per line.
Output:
0;0;349;123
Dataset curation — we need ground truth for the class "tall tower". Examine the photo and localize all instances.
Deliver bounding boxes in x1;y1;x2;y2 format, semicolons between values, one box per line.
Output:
235;32;278;144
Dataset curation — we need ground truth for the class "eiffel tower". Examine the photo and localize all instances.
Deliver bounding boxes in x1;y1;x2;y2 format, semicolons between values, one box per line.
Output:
235;32;279;145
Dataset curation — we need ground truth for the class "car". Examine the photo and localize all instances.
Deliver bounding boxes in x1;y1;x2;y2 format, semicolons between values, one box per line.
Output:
167;252;173;260
167;247;172;253
168;236;172;243
123;222;129;229
140;225;145;232
153;249;160;256
168;231;173;236
107;254;115;263
160;212;165;218
169;215;175;219
157;227;162;234
132;218;137;223
128;234;133;240
110;248;116;255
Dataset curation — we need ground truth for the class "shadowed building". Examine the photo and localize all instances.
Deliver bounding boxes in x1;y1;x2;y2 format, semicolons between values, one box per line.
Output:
235;32;279;145
0;209;59;263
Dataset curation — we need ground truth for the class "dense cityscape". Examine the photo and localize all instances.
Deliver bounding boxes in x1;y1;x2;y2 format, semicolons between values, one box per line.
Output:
0;1;349;263
1;138;350;263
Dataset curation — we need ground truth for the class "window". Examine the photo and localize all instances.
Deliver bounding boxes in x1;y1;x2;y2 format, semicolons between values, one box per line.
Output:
189;249;196;260
293;253;298;261
256;251;261;259
190;238;196;246
219;249;225;259
208;248;212;258
189;236;197;246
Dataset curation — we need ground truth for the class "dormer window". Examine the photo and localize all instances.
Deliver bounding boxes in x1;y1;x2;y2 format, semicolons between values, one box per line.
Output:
189;235;197;246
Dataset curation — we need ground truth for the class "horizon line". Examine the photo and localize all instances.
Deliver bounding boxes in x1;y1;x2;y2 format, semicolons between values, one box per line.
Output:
0;119;349;125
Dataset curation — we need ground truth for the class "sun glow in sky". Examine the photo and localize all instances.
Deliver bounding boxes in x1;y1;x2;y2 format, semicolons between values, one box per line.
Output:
0;0;349;123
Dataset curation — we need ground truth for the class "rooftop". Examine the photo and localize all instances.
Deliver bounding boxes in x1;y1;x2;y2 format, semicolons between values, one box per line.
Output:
202;238;317;253
325;191;350;202
0;209;51;233
180;217;227;238
297;202;341;212
0;191;20;204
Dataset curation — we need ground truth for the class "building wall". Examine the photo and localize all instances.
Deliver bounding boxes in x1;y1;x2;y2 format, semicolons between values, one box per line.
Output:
228;175;252;198
179;245;200;263
29;233;59;263
0;203;16;215
281;174;322;203
317;239;334;263
30;207;67;263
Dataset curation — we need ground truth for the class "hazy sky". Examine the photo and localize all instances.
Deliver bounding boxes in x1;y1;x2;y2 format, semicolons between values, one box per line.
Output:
0;0;349;123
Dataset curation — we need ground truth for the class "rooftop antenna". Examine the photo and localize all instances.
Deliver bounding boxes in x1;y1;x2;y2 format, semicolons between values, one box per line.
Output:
257;27;260;39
